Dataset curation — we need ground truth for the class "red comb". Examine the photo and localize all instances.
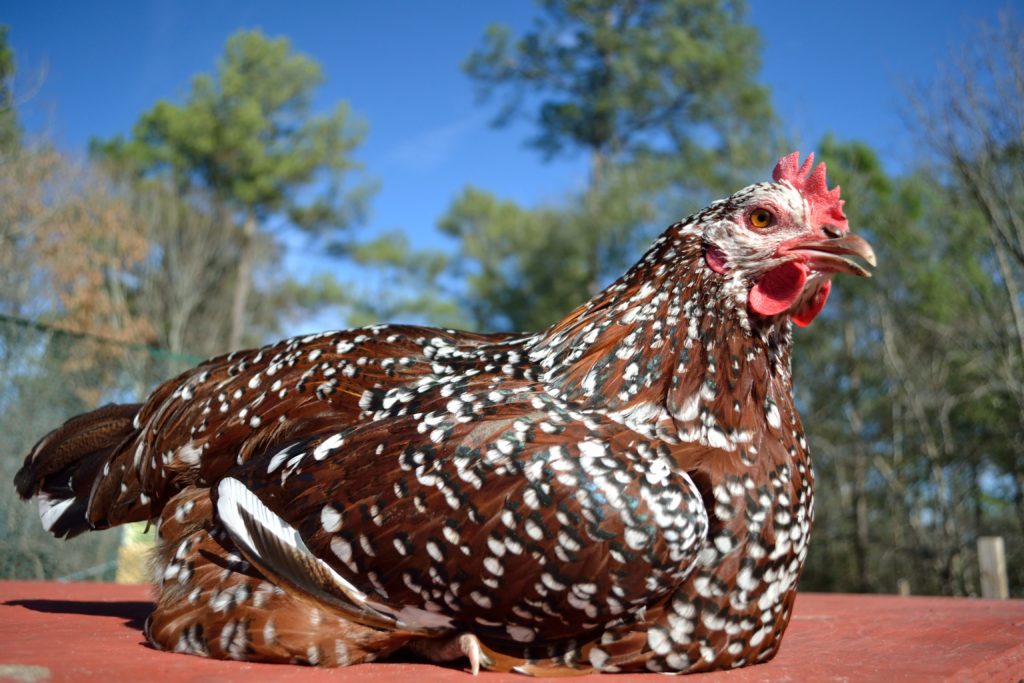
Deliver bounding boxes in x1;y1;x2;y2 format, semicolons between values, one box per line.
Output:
772;152;848;233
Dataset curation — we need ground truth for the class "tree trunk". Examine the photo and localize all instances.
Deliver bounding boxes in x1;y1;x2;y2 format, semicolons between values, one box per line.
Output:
1013;471;1024;535
853;459;870;591
970;460;984;537
229;211;256;351
844;320;871;592
587;149;605;295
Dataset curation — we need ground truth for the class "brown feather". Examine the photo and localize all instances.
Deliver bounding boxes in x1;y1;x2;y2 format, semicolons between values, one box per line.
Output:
148;487;409;665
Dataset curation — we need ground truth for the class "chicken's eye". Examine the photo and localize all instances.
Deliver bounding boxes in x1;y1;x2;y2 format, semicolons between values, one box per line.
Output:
749;209;774;229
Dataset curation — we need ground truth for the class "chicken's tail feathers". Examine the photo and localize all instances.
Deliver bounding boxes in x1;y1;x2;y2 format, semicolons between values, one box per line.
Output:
14;402;143;538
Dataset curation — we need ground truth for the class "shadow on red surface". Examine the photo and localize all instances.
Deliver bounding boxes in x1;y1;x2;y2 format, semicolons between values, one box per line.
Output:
7;598;149;630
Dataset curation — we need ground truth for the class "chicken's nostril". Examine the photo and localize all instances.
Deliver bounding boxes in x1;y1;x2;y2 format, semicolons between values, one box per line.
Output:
822;224;842;239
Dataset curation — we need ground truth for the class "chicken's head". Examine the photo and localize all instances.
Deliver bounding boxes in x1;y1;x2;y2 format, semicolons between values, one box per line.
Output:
703;151;876;326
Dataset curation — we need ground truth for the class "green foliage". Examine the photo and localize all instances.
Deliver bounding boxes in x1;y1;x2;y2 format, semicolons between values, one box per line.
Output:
462;0;776;322
283;232;465;329
94;30;371;229
438;162;661;331
793;135;1023;596
466;0;773;176
357;0;780;333
92;29;374;349
439;187;591;331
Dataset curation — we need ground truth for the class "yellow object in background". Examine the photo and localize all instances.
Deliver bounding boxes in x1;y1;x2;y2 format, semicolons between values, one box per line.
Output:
115;522;153;584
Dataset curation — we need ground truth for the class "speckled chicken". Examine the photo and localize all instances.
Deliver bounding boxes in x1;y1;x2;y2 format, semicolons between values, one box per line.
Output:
15;152;874;675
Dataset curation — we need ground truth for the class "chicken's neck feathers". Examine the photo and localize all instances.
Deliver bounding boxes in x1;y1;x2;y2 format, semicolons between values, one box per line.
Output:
526;220;795;451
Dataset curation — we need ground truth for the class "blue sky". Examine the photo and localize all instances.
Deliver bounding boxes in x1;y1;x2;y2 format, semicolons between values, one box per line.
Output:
5;0;1015;328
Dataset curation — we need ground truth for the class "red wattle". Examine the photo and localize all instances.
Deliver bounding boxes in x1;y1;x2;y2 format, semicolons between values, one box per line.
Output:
792;279;831;327
749;261;808;317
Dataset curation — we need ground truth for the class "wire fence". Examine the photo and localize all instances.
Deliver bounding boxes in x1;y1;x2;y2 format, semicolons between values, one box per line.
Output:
0;314;199;582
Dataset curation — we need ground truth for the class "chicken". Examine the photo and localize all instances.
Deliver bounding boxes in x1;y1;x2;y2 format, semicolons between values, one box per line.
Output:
14;152;874;675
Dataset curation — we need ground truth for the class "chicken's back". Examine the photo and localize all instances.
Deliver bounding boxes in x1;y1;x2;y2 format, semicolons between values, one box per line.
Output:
14;324;523;540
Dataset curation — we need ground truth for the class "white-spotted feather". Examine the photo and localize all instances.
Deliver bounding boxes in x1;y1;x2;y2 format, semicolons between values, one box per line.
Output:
216;477;453;633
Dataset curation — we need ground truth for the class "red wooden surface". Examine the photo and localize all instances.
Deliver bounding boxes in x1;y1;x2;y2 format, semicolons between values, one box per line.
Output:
0;581;1022;682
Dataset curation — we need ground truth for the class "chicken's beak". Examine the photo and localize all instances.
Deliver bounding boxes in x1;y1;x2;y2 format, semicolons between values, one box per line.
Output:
782;233;876;277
